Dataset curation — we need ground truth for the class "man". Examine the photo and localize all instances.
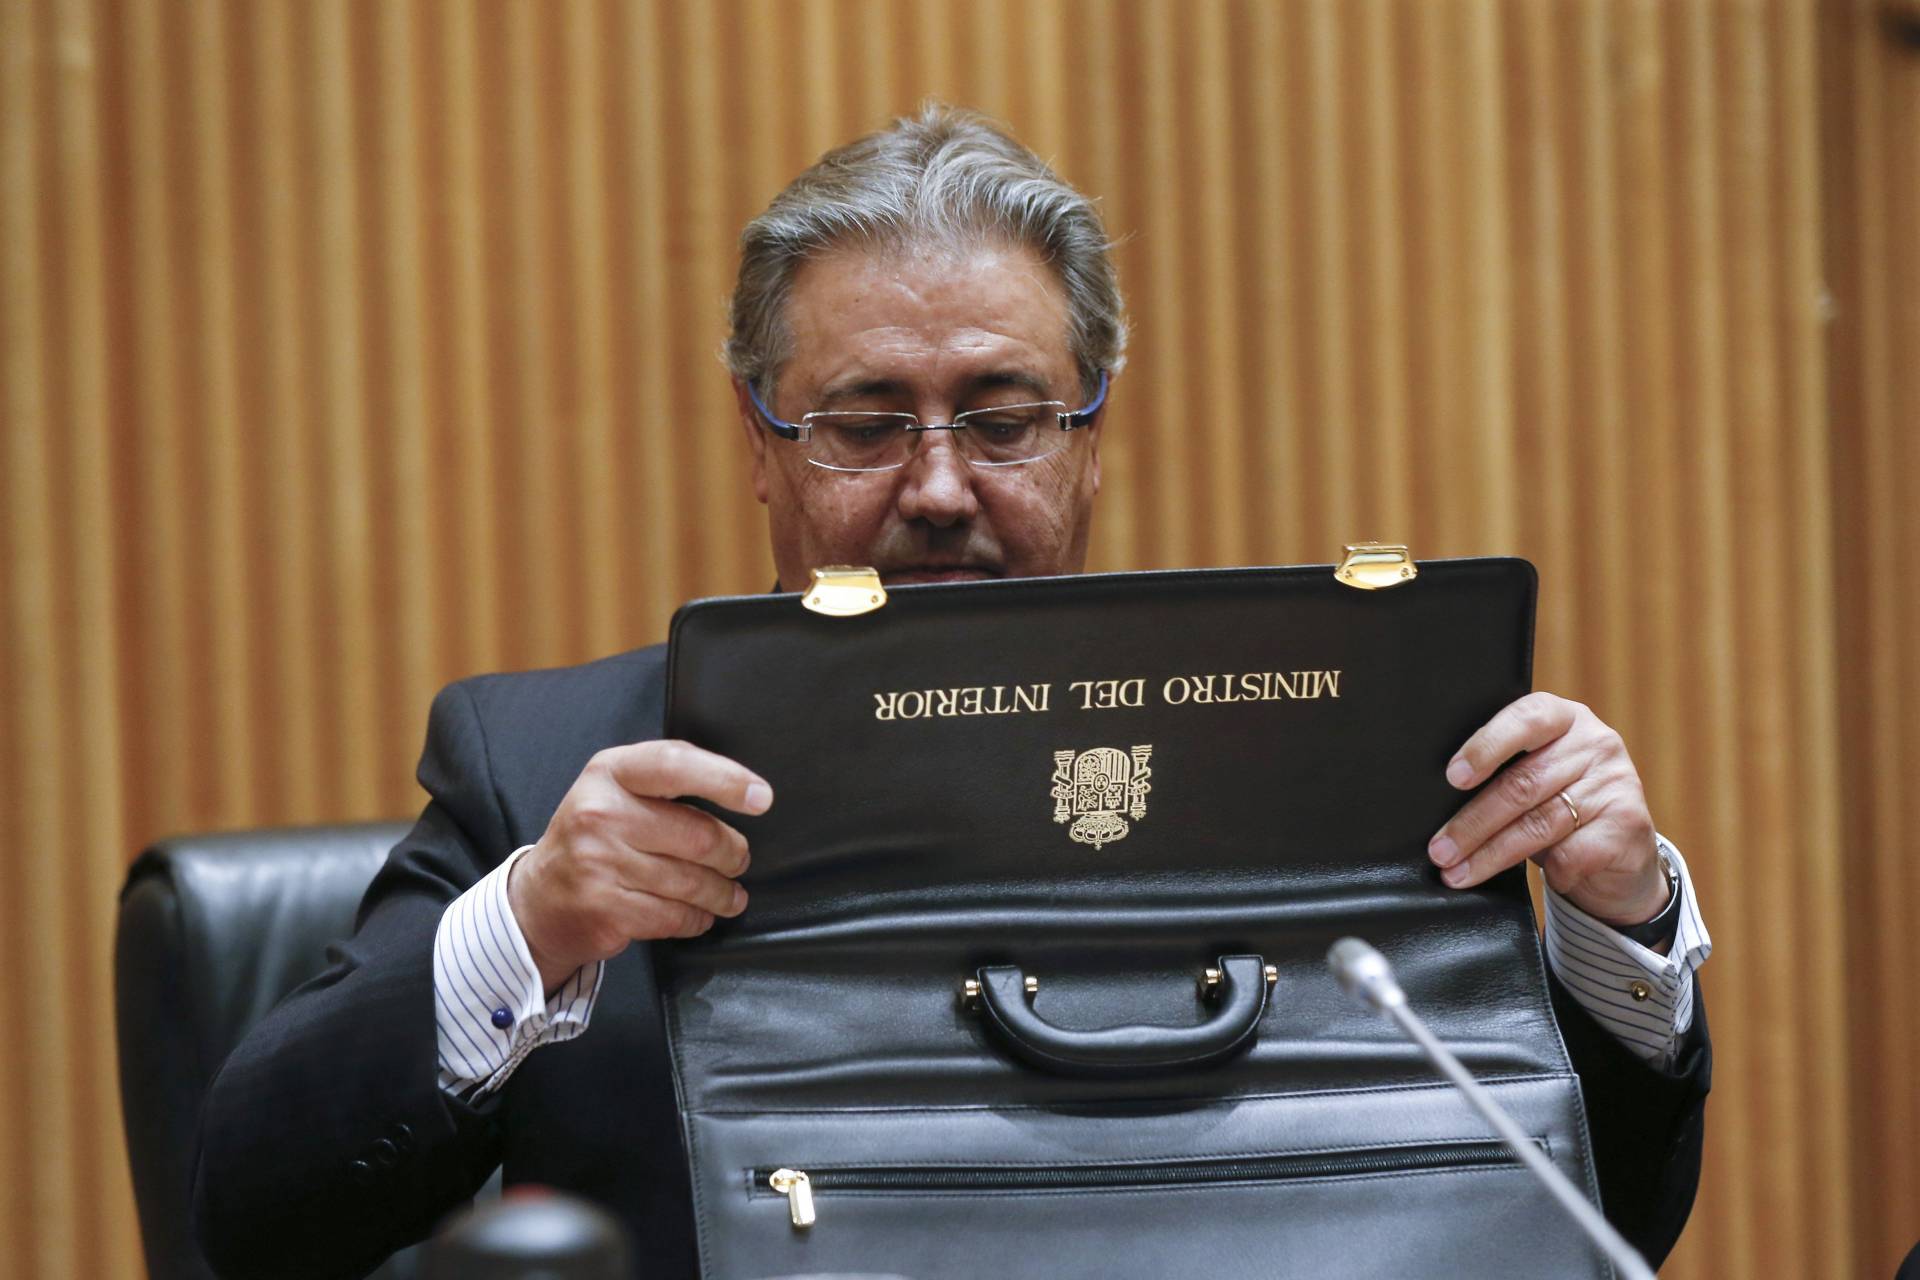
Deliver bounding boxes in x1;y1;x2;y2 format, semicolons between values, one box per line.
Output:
194;105;1711;1279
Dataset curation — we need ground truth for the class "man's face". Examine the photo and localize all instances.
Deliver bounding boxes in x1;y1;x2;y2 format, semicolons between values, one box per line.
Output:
735;240;1103;590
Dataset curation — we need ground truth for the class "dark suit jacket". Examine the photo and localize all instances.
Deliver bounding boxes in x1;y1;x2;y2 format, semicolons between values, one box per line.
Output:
193;644;1712;1279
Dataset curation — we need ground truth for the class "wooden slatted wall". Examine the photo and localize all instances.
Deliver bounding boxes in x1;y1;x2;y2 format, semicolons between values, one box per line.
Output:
1822;0;1920;1271
1;2;1913;1275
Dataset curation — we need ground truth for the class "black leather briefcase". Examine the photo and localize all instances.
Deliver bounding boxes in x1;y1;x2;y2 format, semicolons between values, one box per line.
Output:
659;558;1609;1279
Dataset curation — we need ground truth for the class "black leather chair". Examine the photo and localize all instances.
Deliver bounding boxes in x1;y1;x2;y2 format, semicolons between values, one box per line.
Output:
115;824;874;1280
115;822;423;1280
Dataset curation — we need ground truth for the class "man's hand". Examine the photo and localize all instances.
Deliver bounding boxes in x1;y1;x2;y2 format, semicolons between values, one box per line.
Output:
508;740;773;993
1426;692;1668;927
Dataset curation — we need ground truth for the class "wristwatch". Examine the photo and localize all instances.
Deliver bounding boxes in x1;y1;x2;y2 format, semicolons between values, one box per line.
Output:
1615;847;1683;949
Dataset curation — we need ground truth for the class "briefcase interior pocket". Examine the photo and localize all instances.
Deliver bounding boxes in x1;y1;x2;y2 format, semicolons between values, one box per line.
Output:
748;1139;1527;1229
685;1078;1609;1280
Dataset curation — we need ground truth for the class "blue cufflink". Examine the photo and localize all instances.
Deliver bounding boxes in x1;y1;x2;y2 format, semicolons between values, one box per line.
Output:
491;1008;513;1030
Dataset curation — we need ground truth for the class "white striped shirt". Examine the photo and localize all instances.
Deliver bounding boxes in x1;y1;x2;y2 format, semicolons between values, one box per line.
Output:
433;846;603;1096
434;836;1710;1095
1541;835;1711;1071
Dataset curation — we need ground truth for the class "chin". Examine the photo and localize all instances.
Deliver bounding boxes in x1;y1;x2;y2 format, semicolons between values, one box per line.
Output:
882;567;1002;586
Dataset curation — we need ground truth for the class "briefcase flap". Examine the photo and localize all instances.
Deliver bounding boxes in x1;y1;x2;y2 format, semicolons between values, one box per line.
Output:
661;560;1569;1109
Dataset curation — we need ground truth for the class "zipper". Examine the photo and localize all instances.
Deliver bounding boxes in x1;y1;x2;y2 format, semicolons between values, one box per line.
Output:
767;1168;816;1227
756;1140;1525;1230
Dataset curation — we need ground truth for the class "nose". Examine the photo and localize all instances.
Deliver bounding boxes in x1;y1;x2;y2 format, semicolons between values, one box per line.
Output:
895;433;981;527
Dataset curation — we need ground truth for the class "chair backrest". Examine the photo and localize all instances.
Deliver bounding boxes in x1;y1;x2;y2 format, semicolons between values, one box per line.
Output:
115;822;411;1280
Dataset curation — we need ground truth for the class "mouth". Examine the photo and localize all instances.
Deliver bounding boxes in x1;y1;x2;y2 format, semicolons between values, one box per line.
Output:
882;565;1003;586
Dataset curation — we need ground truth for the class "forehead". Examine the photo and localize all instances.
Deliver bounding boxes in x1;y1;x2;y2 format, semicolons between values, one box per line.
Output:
778;240;1075;400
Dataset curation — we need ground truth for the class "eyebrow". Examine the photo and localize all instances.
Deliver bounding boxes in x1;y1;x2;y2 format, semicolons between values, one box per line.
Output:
815;369;1056;409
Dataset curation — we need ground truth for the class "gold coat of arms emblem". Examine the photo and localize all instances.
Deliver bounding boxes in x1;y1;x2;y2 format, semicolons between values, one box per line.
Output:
1051;745;1153;849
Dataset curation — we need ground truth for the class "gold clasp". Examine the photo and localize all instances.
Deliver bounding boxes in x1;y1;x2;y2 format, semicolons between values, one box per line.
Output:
1335;543;1417;590
1200;964;1280;1000
959;973;1037;1011
801;565;888;617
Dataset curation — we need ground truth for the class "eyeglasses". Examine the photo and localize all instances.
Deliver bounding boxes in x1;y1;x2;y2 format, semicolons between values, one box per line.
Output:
748;371;1109;473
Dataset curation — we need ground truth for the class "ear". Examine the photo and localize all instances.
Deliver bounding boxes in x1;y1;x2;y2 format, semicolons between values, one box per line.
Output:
1084;403;1104;499
733;378;771;505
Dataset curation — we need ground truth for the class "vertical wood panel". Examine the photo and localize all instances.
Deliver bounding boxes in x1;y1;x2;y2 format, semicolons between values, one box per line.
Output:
185;0;254;825
1822;0;1920;1273
369;0;439;811
1135;0;1188;567
560;0;620;660
615;0;680;632
47;0;138;1272
441;0;503;679
2;8;79;1275
251;0;325;820
1;3;1913;1275
1357;0;1414;555
1076;0;1139;573
313;1;381;813
1769;2;1854;1270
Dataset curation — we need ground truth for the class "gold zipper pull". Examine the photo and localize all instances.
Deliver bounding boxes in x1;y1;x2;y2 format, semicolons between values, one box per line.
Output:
768;1168;816;1228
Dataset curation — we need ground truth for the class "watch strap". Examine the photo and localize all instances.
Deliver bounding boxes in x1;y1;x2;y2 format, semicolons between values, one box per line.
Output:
1615;852;1683;949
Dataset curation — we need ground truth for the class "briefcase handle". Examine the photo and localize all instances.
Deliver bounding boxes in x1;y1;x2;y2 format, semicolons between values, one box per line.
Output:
970;954;1272;1078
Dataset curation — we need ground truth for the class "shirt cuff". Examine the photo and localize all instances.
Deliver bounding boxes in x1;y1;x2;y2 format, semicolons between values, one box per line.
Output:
1541;834;1713;1072
433;845;605;1097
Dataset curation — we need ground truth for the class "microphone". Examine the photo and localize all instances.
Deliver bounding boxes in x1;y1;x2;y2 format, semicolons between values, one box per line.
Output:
424;1187;630;1279
1327;936;1405;1011
1326;938;1656;1280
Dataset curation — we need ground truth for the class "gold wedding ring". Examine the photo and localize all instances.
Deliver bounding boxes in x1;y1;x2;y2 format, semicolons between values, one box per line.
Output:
1558;790;1581;830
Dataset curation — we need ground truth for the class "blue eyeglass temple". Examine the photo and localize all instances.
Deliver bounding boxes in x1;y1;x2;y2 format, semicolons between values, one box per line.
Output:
748;370;1109;441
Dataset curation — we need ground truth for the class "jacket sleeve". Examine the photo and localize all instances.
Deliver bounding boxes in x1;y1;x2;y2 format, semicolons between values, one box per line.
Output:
193;681;516;1280
1552;966;1713;1269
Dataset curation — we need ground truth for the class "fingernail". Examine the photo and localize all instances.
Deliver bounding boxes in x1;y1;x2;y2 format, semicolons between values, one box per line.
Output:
731;885;748;914
1445;759;1475;788
745;781;773;813
1442;863;1470;888
1428;834;1458;867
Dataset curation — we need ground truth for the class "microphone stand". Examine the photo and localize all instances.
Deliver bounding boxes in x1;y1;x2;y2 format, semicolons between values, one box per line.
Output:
1327;938;1656;1280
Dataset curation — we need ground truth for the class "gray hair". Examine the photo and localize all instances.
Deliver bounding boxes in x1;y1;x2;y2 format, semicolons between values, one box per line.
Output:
725;102;1127;401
